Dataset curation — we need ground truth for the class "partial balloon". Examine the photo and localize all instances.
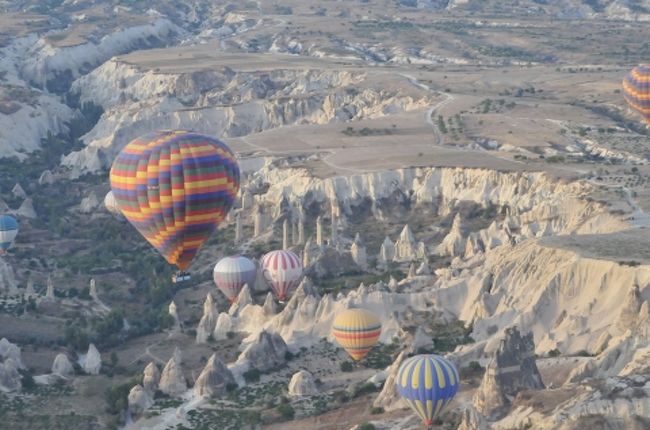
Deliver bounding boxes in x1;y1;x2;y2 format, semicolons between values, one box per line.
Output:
110;130;240;271
623;65;650;125
213;255;256;302
332;308;381;361
397;354;460;427
0;215;18;255
261;250;302;301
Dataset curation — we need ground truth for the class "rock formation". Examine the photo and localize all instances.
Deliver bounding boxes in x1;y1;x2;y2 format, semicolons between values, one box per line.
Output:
330;213;338;245
51;353;74;377
263;292;277;316
128;384;153;416
234;212;242;244
292;220;298;245
169;301;181;332
616;284;643;333
12;183;26;199
316;216;323;246
0;338;24;368
298;216;304;244
0;358;22;392
457;406;490;430
238;330;288;372
283;219;289;250
0;260;17;293
89;278;99;301
373;350;410;411
45;275;55;300
83;343;102;375
16;198;37;218
394;225;418;261
473;327;544;419
196;293;217;344
193;354;236;398
241;189;253;210
213;312;234;340
303;237;314;267
38;170;55;185
159;351;187;396
253;205;265;237
142;362;160;394
25;278;35;297
79;193;100;213
378;236;395;266
288;370;318;396
437;214;467;257
415;261;430;276
351;233;368;270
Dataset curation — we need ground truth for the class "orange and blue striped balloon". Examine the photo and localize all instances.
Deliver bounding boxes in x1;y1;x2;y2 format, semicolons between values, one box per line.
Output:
623;65;650;125
332;308;381;361
397;354;460;427
110;131;240;270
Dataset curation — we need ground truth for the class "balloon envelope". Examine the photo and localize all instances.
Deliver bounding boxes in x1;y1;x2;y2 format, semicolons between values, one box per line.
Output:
213;255;256;302
332;308;381;361
110;130;240;270
397;354;460;426
623;65;650;125
0;215;18;254
261;250;302;300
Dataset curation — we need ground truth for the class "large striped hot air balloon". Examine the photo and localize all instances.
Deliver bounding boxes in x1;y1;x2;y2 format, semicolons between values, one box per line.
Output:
332;308;381;361
213;255;256;302
623;65;650;126
261;250;302;301
110;131;240;277
0;215;18;255
397;354;460;427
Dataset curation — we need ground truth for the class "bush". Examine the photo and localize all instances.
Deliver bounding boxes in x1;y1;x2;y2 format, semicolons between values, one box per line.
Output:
277;403;295;420
340;361;354;372
468;361;483;371
358;423;376;430
548;348;561;358
243;368;261;383
370;406;384;415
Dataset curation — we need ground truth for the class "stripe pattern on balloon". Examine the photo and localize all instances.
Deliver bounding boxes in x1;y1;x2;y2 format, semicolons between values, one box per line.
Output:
261;250;302;301
623;64;650;125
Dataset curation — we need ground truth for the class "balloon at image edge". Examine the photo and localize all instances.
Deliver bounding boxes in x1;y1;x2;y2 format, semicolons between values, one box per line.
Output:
623;64;650;126
260;250;302;301
109;130;240;271
396;354;460;427
0;215;19;255
331;308;381;362
213;255;256;302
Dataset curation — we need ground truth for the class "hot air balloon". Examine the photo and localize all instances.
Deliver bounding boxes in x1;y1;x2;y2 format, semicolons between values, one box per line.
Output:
0;215;18;255
110;130;240;282
104;191;121;216
332;308;381;361
623;65;650;126
261;250;302;301
397;354;460;428
213;255;256;302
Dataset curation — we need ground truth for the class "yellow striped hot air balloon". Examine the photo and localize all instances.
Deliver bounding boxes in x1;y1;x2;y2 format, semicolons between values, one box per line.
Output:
332;308;381;361
623;65;650;126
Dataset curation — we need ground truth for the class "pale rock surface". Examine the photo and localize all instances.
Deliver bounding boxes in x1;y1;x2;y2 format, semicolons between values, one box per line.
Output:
193;354;235;398
237;330;288;372
378;236;395;266
12;183;27;199
16;198;37;219
168;301;181;332
457;406;490;430
0;338;24;368
159;352;187;396
38;170;55;185
262;293;277;316
473;327;544;419
394;225;418;262
0;358;22;393
196;293;217;344
142;362;160;394
351;233;368;270
213;312;234;340
128;384;153;416
51;353;74;376
288;370;318;396
437;214;467;257
79;193;100;214
82;343;102;375
373;350;410;411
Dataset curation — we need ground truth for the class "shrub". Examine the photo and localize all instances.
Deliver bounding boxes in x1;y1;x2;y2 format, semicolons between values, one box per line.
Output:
548;348;561;358
277;403;295;420
358;423;376;430
340;361;354;372
243;368;261;383
370;406;384;415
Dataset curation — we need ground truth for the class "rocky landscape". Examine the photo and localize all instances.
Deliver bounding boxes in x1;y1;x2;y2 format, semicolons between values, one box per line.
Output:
0;1;649;429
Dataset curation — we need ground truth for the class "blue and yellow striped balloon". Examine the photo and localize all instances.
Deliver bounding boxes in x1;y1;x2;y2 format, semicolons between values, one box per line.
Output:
396;354;460;427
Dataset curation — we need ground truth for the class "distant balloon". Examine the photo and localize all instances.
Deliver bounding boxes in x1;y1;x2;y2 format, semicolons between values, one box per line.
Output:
103;191;121;215
261;250;302;301
0;215;18;255
109;130;240;271
623;65;650;126
331;308;381;361
213;255;256;302
397;354;460;427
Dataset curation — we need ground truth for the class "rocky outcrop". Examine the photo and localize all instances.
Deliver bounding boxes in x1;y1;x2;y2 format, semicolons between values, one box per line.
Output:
394;225;418;262
142;362;160;394
196;293;217;344
473;327;544;419
616;284;644;333
262;293;277;316
0;338;24;368
351;233;368;270
193;354;235;398
16;198;37;219
288;370;318;397
51;353;74;377
12;183;26;199
159;351;187;396
169;301;181;332
128;384;153;417
82;343;102;375
437;214;467;257
79;193;100;214
213;313;234;341
457;406;489;430
0;358;22;393
373;350;410;411
238;330;288;372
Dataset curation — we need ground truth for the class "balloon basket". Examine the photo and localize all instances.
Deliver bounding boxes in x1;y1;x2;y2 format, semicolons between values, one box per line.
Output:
172;272;191;283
